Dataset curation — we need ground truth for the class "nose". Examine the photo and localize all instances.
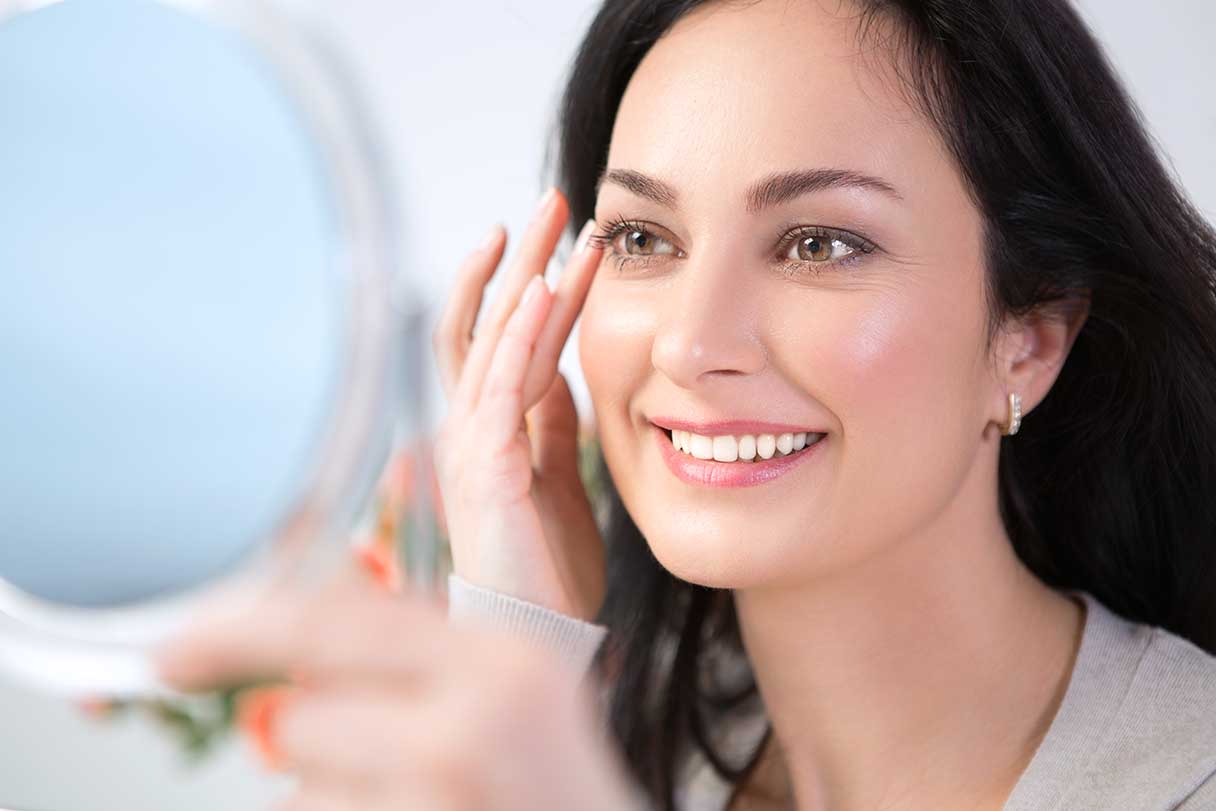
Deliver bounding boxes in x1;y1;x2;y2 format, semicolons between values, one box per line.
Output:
651;256;767;388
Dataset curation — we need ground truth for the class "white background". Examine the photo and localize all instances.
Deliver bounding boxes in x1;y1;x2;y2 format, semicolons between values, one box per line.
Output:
1;1;1212;809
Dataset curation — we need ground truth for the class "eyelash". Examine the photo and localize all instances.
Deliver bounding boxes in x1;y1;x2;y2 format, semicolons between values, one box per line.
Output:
587;215;879;276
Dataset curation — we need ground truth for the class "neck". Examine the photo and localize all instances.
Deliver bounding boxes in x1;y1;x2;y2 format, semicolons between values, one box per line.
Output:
732;444;1085;810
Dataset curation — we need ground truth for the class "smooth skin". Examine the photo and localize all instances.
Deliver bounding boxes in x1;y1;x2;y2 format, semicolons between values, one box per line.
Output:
430;190;607;623
155;1;1093;809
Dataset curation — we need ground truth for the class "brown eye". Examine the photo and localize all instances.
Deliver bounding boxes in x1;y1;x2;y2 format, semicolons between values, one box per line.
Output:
613;226;676;257
792;234;853;263
626;229;652;254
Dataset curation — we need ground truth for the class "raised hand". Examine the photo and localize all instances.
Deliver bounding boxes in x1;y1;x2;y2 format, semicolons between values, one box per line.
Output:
430;188;606;621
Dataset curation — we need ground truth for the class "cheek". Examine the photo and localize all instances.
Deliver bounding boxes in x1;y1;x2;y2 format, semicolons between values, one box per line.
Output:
577;280;657;413
788;279;988;545
851;287;985;430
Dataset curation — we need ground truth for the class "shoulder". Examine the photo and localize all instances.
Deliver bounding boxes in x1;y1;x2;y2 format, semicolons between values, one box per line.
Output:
1144;626;1216;809
1177;768;1216;809
1131;624;1216;745
1080;599;1216;808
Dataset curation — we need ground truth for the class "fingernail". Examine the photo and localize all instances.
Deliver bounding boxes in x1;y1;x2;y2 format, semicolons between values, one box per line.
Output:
479;223;502;253
574;218;597;254
152;641;192;686
521;274;546;307
238;685;295;773
532;187;557;220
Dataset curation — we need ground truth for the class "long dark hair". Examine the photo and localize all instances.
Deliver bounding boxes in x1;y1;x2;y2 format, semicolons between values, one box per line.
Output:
549;1;1216;807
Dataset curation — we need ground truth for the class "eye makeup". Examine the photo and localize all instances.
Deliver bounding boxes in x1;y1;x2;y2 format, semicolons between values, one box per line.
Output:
588;214;881;276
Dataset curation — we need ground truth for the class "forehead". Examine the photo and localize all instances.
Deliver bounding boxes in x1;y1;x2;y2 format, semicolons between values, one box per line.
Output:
607;0;949;204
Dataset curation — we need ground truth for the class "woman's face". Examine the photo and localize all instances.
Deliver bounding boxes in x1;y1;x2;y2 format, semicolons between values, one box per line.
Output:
578;0;997;588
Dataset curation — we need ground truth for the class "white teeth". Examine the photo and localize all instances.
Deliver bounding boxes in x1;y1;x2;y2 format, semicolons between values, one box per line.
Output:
689;433;714;460
712;435;738;462
667;428;822;463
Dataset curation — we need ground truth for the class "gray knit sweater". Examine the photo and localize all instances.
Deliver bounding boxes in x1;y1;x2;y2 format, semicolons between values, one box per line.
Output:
448;576;1216;809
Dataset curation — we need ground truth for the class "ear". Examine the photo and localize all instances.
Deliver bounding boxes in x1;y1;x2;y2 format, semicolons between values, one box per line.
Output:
990;295;1090;436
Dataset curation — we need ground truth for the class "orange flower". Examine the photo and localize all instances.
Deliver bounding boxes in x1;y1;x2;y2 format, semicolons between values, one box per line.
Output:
237;684;296;772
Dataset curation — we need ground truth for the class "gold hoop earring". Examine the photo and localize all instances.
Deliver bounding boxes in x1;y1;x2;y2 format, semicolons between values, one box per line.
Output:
1002;392;1022;436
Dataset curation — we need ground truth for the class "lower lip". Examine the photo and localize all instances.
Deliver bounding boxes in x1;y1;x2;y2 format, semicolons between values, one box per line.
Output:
653;424;825;488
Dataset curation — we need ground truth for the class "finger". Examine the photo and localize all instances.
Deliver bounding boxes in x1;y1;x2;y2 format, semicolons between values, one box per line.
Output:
432;224;507;401
527;372;581;474
519;217;603;409
453;187;568;414
153;576;455;692
274;682;453;783
478;274;554;454
277;784;463;811
271;773;387;811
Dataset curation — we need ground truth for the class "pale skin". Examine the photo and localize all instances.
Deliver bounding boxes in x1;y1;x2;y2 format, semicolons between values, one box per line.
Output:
578;1;1089;808
154;0;1093;809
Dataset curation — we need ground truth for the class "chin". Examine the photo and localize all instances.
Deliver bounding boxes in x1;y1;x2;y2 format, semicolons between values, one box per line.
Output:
635;512;793;589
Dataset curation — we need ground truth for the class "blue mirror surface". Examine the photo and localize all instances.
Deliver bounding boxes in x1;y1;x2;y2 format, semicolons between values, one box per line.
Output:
0;0;347;608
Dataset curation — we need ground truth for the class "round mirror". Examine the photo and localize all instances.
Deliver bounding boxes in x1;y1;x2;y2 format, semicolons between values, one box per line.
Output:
0;0;407;698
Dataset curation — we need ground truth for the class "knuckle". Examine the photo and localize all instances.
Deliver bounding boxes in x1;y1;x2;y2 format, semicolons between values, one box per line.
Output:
481;377;522;406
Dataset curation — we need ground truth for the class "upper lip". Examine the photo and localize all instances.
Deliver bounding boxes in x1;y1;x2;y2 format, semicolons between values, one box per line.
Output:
650;416;827;436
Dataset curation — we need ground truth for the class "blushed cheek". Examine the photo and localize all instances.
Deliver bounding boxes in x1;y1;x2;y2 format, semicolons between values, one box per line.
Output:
838;298;930;413
819;291;984;517
578;284;659;418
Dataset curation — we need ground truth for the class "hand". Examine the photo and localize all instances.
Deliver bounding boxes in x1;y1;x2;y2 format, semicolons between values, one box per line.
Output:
152;563;640;811
430;188;606;621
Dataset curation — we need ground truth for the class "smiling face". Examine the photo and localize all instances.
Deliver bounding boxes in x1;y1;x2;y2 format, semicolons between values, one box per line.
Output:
577;0;998;588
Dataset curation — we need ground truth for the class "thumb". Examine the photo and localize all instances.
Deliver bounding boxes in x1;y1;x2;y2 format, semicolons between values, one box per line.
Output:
526;371;581;474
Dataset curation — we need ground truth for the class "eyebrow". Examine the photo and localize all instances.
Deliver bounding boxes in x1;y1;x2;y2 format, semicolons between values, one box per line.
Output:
596;167;904;211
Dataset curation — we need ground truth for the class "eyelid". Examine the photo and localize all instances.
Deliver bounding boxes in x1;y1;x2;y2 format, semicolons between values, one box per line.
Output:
589;216;684;257
589;217;881;271
776;224;880;261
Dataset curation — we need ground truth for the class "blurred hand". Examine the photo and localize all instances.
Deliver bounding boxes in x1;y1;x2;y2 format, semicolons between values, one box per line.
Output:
430;188;606;621
152;563;639;811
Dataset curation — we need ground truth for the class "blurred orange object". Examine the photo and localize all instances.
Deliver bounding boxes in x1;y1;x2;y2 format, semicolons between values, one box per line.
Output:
384;445;447;537
76;695;117;718
354;541;402;594
237;684;296;772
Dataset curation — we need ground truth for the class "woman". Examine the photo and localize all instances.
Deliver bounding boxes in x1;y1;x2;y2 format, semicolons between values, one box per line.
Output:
157;0;1216;809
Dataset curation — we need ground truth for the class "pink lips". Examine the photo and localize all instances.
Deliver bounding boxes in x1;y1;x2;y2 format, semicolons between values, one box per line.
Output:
650;417;827;436
652;423;825;488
